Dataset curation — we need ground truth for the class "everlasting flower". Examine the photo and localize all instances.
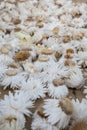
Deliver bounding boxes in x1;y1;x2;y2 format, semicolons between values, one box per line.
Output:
0;110;26;130
43;98;73;129
0;91;33;117
42;61;68;82
69;99;87;129
1;71;27;89
31;104;58;130
20;78;47;100
47;78;68;98
72;99;87;121
32;113;58;130
65;67;84;88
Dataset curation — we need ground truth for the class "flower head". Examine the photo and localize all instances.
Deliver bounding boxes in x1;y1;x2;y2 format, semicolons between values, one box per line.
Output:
72;99;87;121
0;91;33;117
47;78;68;98
1;71;27;89
31;104;58;130
43;98;72;129
65;67;84;88
20;78;47;100
0;110;25;130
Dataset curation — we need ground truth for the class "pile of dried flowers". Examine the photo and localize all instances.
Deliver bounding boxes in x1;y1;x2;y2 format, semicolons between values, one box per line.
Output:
0;0;87;130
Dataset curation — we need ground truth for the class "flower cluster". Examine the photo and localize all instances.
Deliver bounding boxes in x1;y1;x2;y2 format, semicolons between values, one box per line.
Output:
0;0;87;130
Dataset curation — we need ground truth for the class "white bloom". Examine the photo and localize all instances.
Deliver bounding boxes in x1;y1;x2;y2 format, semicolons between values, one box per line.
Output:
32;110;59;130
42;61;68;82
47;81;68;98
20;78;46;100
43;99;71;129
72;99;87;121
0;110;25;130
1;71;27;89
65;67;84;88
0;91;33;117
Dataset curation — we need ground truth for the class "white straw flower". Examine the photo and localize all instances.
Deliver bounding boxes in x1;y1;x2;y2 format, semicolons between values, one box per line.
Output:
20;78;47;100
0;110;26;130
32;114;59;130
42;61;68;82
65;67;84;88
47;79;68;99
31;105;59;130
1;71;27;89
43;98;72;129
0;91;33;117
72;99;87;121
